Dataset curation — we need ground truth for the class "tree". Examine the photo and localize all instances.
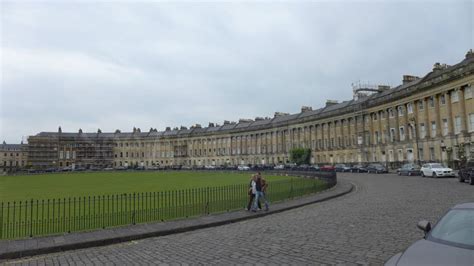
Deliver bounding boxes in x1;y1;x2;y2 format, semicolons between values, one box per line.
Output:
289;148;311;165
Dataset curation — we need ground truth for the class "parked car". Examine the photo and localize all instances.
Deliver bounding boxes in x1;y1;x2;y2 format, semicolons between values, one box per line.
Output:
366;163;388;174
170;165;182;170
274;164;285;170
114;166;127;171
60;166;72;172
147;166;159;170
320;165;335;172
297;164;310;171
237;165;250;171
458;159;474;185
311;165;321;171
420;163;455;178
385;202;474;266
398;163;421;176
224;165;237;170
204;165;216;170
334;164;351;172
351;164;367;173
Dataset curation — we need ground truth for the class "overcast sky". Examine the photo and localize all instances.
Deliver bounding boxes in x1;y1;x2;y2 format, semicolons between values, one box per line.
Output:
1;0;472;143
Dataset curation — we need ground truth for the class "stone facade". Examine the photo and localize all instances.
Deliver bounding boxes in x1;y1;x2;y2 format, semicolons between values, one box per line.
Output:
26;50;474;170
0;141;28;173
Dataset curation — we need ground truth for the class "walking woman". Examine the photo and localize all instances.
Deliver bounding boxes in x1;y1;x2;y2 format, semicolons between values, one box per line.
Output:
246;175;261;211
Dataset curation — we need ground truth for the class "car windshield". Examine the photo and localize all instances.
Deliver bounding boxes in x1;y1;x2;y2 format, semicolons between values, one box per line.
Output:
429;209;474;249
430;164;444;169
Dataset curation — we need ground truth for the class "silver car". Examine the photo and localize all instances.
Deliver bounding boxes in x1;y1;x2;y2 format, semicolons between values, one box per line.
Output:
385;202;474;265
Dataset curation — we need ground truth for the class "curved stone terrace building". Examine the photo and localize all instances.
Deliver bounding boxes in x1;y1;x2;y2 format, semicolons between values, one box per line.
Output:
27;50;474;170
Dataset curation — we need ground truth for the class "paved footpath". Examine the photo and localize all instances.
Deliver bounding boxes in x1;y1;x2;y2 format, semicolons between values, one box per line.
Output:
3;173;474;265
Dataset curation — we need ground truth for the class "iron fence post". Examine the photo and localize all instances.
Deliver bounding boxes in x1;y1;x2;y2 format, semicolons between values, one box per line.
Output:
29;199;33;237
206;187;210;214
133;193;136;225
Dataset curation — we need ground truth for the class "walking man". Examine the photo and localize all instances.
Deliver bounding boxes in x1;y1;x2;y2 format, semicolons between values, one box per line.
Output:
255;173;269;211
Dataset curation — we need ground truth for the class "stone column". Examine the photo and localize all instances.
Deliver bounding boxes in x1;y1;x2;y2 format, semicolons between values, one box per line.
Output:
435;94;442;137
459;87;468;134
445;91;454;135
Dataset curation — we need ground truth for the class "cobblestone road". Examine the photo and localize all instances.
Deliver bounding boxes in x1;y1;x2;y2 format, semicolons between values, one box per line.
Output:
4;173;474;265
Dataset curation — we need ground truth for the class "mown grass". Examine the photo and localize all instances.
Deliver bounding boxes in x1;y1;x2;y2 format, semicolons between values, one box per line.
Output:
0;171;327;240
0;171;291;202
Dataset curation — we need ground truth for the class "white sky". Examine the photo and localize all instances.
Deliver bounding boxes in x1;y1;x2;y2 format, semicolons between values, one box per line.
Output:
1;0;472;143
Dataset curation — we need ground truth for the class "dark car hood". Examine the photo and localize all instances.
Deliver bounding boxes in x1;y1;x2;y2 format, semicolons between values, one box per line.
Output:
396;239;474;266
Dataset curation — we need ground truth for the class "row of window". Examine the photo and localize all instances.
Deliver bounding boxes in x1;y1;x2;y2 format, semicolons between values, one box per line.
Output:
2;161;25;167
1;153;21;157
372;85;472;120
62;113;474;160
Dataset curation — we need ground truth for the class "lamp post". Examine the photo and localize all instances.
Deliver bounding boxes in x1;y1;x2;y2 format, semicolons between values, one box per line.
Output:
409;117;421;164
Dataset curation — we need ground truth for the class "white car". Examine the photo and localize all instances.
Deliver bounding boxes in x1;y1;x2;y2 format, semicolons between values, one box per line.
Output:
237;165;250;171
420;163;455;178
274;164;285;170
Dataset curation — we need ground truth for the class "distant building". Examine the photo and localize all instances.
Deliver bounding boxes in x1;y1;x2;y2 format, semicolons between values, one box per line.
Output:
0;141;28;173
24;50;474;170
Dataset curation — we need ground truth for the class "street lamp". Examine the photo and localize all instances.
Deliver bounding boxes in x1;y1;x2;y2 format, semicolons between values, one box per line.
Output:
409;117;421;163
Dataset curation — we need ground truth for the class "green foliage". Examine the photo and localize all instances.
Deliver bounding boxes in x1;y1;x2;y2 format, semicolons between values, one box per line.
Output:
289;148;311;165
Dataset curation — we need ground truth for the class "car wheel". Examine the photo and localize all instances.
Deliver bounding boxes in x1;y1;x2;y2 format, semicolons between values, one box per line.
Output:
421;172;425;177
433;172;438;178
398;171;401;176
469;175;474;185
458;174;465;182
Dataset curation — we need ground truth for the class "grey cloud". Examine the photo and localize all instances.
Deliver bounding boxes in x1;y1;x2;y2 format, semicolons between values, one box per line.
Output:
1;1;472;143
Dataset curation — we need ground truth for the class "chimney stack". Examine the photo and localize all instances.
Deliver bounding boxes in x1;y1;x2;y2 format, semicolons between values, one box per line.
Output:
238;118;253;123
402;75;419;85
325;100;338;107
466;49;474;59
274;112;289;118
432;62;449;71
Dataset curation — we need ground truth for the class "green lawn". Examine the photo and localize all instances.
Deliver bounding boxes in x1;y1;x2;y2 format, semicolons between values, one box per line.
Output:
0;171;292;202
0;171;328;240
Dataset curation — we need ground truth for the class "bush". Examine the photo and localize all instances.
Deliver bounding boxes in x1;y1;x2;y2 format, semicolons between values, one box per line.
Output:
289;148;311;165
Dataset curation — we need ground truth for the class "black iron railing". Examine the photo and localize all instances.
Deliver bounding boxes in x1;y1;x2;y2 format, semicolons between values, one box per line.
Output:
0;174;333;240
